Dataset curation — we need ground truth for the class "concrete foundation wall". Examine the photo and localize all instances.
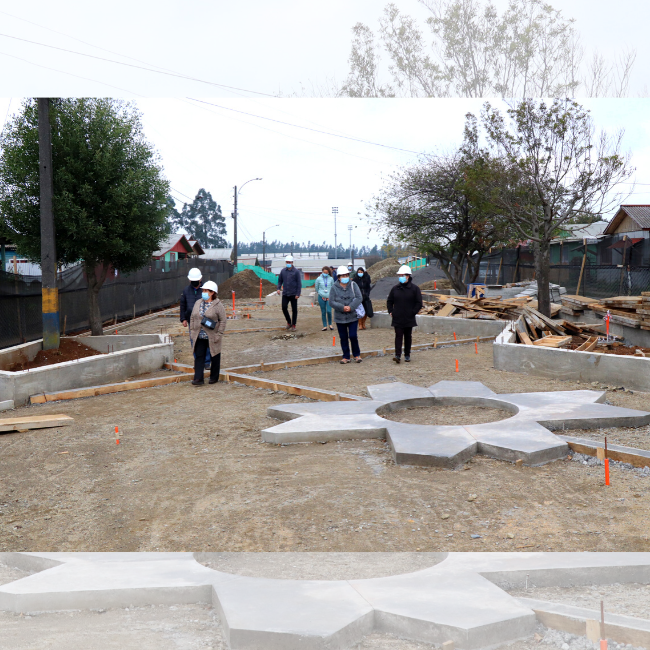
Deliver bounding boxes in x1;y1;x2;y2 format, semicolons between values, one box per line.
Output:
0;340;43;371
493;341;650;393
370;312;507;338
0;335;173;407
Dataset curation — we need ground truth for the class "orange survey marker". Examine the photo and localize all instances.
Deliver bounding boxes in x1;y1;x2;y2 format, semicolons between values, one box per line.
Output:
259;279;262;300
232;291;236;312
453;332;457;340
115;426;120;445
455;359;459;372
475;342;478;354
434;280;437;290
333;336;336;346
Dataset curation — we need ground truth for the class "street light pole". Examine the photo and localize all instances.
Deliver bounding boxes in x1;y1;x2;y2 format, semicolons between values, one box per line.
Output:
233;177;262;268
332;207;338;259
262;224;279;271
348;225;353;267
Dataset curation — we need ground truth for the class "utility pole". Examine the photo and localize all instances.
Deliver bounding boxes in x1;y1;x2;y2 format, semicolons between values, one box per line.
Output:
38;98;59;350
332;207;338;259
232;185;238;267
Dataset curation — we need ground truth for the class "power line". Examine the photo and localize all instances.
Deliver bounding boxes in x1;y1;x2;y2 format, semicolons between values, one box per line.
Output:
186;98;429;156
0;32;277;97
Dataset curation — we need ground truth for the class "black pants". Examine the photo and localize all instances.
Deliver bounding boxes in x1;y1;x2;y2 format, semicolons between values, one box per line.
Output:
394;326;413;357
282;295;298;326
194;338;221;382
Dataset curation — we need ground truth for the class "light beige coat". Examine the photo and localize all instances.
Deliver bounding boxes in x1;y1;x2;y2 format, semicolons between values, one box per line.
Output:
190;297;227;356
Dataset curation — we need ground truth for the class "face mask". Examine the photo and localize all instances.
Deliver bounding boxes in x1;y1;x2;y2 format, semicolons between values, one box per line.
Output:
322;272;329;278
398;276;407;284
357;272;363;277
190;280;200;287
347;267;352;271
341;277;350;284
286;263;292;269
202;292;210;300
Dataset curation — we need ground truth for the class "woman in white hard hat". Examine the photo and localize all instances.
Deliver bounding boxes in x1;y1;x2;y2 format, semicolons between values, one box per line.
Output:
329;265;364;363
386;265;423;363
189;280;227;385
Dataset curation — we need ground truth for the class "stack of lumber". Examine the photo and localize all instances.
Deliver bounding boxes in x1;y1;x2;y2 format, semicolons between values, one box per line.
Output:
420;294;561;320
560;294;599;317
639;293;650;331
589;296;644;329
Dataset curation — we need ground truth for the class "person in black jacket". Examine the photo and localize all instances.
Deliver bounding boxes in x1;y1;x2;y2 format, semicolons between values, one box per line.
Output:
386;265;423;363
352;267;372;329
276;255;302;330
181;267;211;369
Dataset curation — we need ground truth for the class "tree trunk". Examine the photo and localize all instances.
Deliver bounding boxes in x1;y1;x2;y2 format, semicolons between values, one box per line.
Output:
86;262;108;335
433;253;466;295
532;241;551;317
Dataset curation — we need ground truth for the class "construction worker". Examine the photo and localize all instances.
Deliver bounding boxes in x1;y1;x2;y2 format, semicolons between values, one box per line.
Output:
276;255;302;331
387;265;422;363
181;267;211;369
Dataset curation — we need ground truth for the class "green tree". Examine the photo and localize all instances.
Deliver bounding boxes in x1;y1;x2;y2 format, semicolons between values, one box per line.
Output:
479;98;633;316
170;188;227;248
0;98;170;335
371;117;517;294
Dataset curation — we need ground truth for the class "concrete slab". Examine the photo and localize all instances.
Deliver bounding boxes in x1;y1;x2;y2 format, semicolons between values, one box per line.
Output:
2;552;649;650
0;400;14;411
263;381;650;466
386;422;477;467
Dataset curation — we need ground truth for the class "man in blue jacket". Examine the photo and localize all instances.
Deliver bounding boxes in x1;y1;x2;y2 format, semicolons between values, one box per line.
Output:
276;255;302;331
181;267;211;368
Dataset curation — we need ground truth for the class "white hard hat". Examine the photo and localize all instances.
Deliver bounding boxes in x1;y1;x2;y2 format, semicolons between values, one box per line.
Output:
201;280;218;293
337;265;350;276
397;265;412;275
285;255;294;262
188;267;202;281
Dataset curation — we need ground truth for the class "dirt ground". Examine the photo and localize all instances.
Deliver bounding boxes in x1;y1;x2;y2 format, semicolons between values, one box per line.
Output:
6;339;104;372
1;303;649;552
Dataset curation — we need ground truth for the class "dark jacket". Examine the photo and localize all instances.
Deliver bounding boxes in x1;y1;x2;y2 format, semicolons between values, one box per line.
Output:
277;266;302;297
387;279;423;328
329;280;363;324
180;284;202;322
352;272;371;299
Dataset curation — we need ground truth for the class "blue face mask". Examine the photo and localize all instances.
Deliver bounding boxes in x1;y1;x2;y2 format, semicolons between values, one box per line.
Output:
398;276;407;284
357;272;363;277
322;272;329;278
286;263;292;269
202;292;210;300
341;276;350;284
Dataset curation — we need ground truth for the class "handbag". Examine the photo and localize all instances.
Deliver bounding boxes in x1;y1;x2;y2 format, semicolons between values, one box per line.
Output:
355;303;366;318
201;316;216;330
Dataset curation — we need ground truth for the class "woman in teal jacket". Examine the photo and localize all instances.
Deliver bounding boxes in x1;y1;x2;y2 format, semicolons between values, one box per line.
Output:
314;265;334;331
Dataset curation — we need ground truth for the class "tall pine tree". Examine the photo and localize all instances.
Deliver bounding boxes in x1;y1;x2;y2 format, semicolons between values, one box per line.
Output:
169;188;227;248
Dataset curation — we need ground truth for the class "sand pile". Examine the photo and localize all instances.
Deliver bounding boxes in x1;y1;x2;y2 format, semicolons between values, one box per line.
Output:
218;269;277;300
419;278;452;291
366;257;401;281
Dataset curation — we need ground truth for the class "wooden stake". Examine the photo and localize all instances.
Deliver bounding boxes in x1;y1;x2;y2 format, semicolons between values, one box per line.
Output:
576;238;587;296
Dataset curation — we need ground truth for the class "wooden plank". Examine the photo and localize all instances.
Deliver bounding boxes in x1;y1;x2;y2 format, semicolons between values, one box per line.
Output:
437;302;457;317
30;374;192;404
525;306;566;334
0;414;74;432
532;335;572;348
575;337;598;352
560;436;650;469
514;315;533;345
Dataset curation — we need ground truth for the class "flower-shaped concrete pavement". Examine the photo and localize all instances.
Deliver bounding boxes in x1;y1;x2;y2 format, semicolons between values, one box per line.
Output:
262;381;650;466
1;552;650;650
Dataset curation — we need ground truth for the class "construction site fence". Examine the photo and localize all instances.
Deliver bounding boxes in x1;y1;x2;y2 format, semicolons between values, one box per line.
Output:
0;258;232;350
469;253;650;299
